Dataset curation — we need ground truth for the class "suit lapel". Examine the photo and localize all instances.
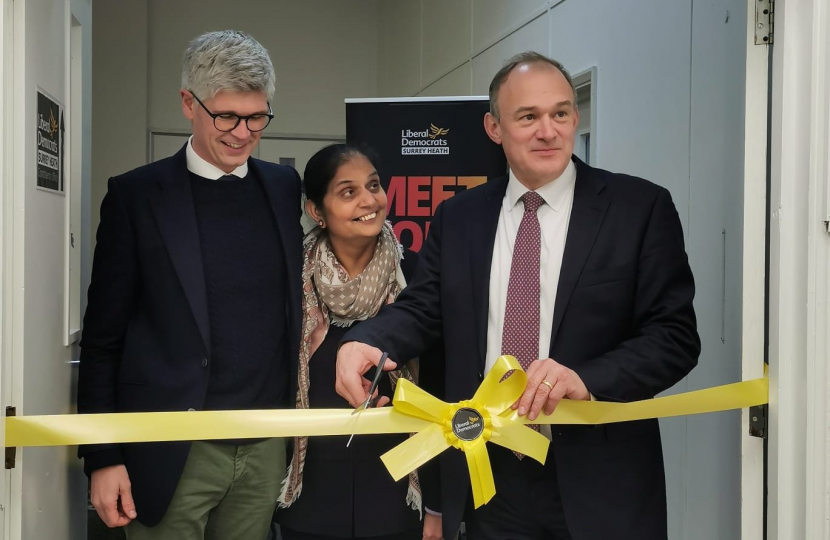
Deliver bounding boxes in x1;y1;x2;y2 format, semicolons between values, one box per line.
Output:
549;158;610;347
250;159;302;300
469;177;508;371
149;146;211;355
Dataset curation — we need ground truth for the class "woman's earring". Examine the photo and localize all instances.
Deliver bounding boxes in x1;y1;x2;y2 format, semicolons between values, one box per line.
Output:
318;220;324;227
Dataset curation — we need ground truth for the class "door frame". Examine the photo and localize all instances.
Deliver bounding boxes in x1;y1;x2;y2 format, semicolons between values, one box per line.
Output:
0;0;8;529
739;0;769;538
0;0;18;537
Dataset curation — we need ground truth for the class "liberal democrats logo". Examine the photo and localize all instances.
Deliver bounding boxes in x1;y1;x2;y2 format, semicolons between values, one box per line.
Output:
451;407;484;441
428;123;449;139
401;123;450;155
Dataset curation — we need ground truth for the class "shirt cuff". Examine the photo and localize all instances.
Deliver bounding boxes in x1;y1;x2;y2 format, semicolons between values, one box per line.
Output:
425;507;442;517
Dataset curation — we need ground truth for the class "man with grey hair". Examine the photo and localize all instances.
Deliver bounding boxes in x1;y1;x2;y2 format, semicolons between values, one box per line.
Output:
337;51;699;540
78;30;302;539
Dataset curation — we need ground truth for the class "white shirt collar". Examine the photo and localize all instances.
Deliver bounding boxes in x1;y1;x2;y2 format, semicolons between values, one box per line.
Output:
506;158;577;212
185;136;249;180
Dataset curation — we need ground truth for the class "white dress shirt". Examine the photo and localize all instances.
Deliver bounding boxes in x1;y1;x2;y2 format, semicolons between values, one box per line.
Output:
485;160;576;438
185;136;248;179
485;159;576;375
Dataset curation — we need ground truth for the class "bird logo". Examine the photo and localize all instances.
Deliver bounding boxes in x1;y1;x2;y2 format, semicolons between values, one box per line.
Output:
48;108;59;137
429;123;449;139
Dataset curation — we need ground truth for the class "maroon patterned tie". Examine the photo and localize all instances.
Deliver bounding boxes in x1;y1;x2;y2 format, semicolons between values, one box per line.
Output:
501;191;544;454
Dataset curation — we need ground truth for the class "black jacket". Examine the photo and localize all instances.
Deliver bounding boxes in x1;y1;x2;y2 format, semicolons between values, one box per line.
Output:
77;145;303;526
344;157;700;540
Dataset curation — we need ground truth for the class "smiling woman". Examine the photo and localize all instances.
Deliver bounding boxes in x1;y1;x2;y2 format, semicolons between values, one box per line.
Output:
275;144;426;540
304;147;389;276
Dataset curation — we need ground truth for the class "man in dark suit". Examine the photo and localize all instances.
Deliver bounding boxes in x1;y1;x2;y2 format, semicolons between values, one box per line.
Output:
336;51;700;540
78;30;302;540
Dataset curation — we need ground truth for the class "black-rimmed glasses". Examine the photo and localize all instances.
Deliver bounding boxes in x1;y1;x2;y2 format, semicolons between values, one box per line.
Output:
189;91;274;132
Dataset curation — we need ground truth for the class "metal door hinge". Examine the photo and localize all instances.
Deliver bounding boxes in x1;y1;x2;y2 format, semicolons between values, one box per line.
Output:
749;404;767;438
755;0;774;45
5;406;15;469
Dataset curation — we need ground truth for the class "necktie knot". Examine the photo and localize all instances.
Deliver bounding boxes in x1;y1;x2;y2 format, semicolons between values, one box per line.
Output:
522;191;545;214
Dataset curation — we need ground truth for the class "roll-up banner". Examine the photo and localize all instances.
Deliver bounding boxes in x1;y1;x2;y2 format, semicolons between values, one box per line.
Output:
345;97;507;252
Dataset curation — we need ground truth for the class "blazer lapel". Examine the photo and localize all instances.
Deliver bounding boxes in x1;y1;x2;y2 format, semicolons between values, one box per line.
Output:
549;158;610;347
250;160;302;297
468;177;508;371
149;146;211;355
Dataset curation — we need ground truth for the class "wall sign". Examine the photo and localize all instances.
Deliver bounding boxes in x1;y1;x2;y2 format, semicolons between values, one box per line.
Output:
36;89;64;193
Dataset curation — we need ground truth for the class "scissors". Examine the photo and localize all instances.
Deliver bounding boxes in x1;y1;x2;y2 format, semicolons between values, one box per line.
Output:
346;351;389;447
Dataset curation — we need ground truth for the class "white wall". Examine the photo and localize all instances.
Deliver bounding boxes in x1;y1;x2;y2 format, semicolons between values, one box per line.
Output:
5;0;93;538
91;0;379;244
767;0;830;537
376;1;749;538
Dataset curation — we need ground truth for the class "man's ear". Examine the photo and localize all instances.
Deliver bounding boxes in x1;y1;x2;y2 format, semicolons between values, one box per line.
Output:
181;89;195;121
484;112;502;145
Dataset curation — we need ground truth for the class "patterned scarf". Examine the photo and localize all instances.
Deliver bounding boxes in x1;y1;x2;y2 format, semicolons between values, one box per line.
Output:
278;222;421;515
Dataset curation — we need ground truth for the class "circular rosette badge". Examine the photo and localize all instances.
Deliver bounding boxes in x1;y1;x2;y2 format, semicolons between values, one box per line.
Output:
451;407;485;441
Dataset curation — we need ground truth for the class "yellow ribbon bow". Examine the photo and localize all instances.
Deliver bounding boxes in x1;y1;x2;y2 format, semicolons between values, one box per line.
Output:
380;355;768;508
3;356;767;511
381;355;548;508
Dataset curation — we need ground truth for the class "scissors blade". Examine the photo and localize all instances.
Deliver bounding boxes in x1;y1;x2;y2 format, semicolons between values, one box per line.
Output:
350;399;371;416
346;352;389;446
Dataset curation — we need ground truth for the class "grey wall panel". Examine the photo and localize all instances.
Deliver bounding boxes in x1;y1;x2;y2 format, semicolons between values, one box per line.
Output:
421;0;473;87
91;0;148;245
472;0;548;54
471;12;549;94
378;1;422;96
419;61;472;96
683;0;747;538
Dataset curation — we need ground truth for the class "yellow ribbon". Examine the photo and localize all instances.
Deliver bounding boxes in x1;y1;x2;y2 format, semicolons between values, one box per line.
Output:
381;356;549;507
380;357;768;507
4;356;768;508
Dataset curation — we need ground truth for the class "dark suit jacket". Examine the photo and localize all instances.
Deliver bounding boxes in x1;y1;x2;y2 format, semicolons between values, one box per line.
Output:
77;145;303;526
345;157;700;540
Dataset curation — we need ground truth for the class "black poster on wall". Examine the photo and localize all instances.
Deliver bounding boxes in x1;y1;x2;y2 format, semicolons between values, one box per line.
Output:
36;89;64;193
346;98;507;252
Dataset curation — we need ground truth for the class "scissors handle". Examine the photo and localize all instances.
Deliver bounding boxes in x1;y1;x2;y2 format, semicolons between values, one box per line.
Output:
367;352;390;399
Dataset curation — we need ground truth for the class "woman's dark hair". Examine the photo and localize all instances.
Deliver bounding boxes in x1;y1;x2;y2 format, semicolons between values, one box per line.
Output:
302;143;381;208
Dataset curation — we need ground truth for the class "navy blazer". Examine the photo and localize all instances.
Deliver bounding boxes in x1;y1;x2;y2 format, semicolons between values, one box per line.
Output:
77;145;303;526
344;156;700;540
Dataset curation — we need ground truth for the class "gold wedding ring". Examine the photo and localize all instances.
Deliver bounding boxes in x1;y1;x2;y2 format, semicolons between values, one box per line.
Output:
540;380;554;391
